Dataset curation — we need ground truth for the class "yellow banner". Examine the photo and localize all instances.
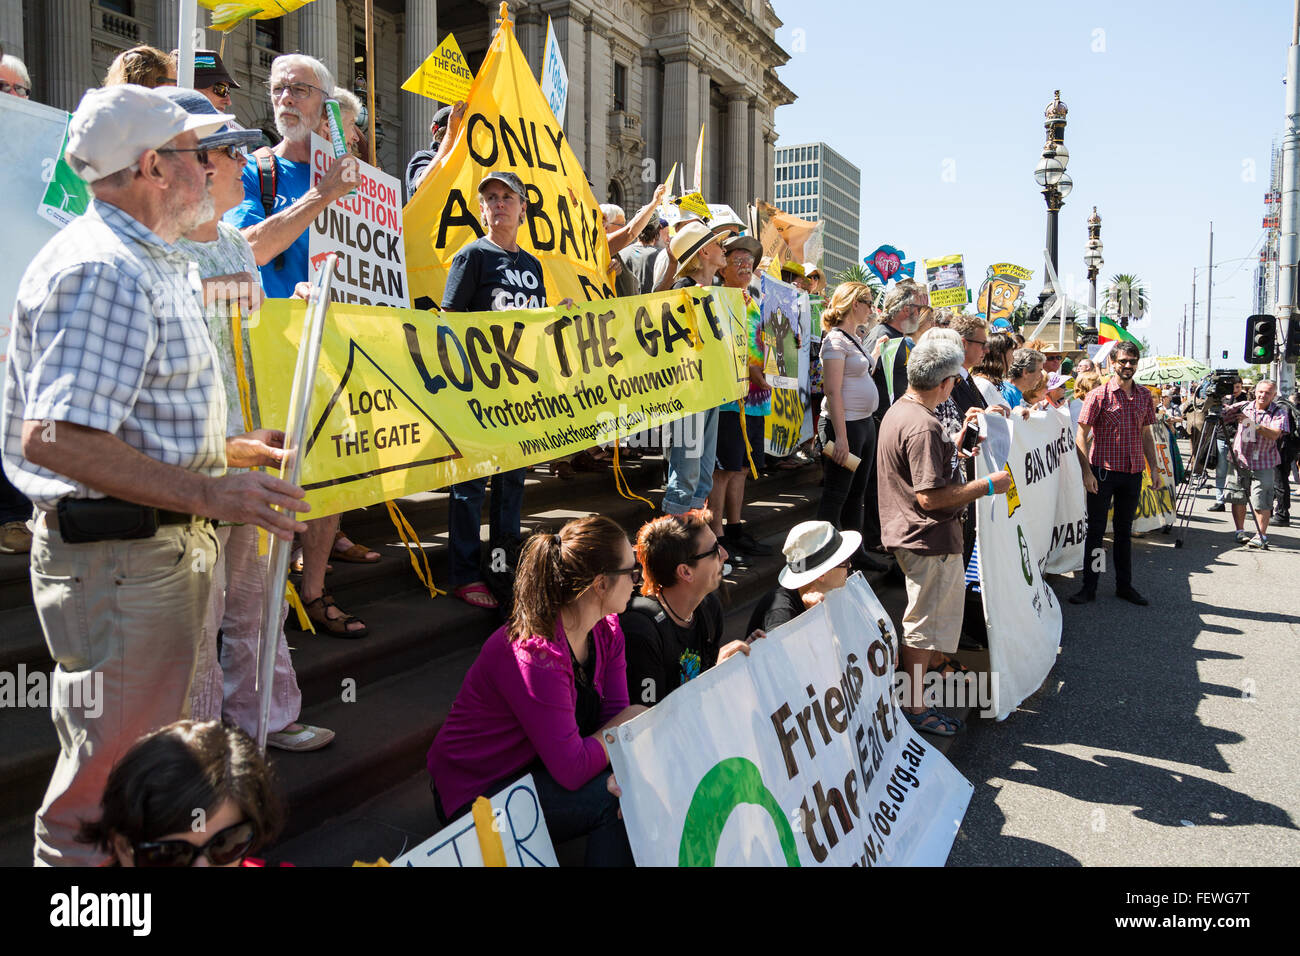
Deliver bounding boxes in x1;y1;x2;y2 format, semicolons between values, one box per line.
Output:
401;33;474;104
248;289;748;517
763;387;805;457
403;12;612;308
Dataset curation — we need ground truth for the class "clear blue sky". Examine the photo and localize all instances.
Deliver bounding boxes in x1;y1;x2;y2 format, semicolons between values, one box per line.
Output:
770;0;1293;368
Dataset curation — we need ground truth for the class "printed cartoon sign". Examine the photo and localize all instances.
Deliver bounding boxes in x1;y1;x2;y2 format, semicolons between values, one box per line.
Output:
864;244;916;285
760;274;808;392
976;262;1033;322
923;254;968;309
309;133;408;308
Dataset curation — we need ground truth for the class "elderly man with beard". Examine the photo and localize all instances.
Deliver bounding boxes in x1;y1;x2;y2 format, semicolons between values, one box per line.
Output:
226;54;373;638
2;85;310;864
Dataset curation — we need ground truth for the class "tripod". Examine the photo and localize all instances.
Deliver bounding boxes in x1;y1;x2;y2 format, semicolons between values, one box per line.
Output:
1172;411;1264;547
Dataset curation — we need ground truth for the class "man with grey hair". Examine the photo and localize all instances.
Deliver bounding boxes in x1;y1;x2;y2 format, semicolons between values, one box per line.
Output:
0;52;31;98
877;337;1011;736
2;85;310;864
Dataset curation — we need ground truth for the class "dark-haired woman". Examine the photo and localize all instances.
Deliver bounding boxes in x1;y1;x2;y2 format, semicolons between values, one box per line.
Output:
427;515;645;866
79;720;282;867
972;331;1016;409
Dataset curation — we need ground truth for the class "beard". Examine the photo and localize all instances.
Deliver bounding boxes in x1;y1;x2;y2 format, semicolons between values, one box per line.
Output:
275;106;314;143
899;310;921;335
171;188;216;237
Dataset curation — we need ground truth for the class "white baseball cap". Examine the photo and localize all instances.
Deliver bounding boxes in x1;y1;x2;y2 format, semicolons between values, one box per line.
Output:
65;84;234;184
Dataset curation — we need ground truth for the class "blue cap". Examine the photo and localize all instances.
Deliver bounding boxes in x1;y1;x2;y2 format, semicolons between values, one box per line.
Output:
157;87;262;152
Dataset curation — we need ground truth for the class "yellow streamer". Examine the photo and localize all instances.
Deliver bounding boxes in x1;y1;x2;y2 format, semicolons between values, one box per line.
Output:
471;796;508;867
385;500;443;597
611;445;654;510
285;579;314;634
738;411;758;480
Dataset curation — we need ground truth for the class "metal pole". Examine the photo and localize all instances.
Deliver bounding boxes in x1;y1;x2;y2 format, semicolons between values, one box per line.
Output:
177;1;197;89
1205;222;1214;363
366;0;378;165
1191;276;1197;359
1275;0;1300;396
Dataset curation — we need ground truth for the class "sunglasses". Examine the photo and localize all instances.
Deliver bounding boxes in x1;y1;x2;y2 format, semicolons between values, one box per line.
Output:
689;540;724;563
156;146;214;165
608;563;643;585
132;820;255;867
207;82;231;98
0;80;30;97
1114;358;1139;366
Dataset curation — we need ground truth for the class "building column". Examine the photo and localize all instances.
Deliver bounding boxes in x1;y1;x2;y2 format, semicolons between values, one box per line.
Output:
661;49;700;195
155;0;179;56
296;0;338;82
43;0;91;112
0;0;22;61
401;0;437;165
515;8;544;73
640;49;660;204
695;68;711;195
585;17;610;195
725;88;750;213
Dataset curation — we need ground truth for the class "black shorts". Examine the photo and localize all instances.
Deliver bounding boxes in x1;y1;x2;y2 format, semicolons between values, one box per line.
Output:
715;410;767;472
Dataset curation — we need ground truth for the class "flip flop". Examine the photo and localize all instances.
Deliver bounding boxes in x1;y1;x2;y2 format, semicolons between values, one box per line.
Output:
453;582;499;610
928;655;974;677
904;707;963;737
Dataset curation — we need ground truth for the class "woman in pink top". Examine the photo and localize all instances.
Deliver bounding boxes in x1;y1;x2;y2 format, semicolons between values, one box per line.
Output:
428;515;645;866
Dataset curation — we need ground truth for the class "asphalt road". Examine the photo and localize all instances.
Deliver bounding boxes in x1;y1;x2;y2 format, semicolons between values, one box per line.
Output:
948;461;1300;866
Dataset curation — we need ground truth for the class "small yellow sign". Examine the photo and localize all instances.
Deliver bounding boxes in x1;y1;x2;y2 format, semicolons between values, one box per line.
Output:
1002;461;1021;517
676;191;711;219
401;33;474;104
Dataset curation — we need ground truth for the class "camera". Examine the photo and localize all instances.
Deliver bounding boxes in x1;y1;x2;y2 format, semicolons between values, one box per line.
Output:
1207;370;1240;403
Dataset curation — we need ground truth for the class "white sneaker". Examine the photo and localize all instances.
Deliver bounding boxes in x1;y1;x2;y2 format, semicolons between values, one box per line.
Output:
266;723;335;752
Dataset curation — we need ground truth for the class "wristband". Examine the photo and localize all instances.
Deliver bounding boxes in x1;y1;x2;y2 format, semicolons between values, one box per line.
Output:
986;477;995;497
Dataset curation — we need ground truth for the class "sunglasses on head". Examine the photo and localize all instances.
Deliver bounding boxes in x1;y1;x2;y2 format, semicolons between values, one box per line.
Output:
132;819;255;867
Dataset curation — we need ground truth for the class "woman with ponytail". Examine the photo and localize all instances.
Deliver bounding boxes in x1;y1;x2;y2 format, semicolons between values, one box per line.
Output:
427;515;645;866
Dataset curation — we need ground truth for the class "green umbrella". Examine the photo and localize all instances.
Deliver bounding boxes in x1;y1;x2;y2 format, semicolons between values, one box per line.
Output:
1134;354;1211;385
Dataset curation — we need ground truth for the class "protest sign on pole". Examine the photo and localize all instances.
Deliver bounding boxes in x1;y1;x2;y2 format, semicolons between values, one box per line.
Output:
539;17;568;125
764;387;806;457
924;254;969;309
975;262;1033;322
401;32;474;105
393;774;558;867
404;5;613;307
607;575;973;867
759;274;808;392
974;408;1085;721
308;132;408;308
864;244;916;284
247;287;747;518
1114;425;1176;534
0;96;84;362
754;200;824;274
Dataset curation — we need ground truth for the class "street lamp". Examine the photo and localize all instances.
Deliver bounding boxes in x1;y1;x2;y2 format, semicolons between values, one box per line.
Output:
1084;206;1103;340
1034;90;1070;311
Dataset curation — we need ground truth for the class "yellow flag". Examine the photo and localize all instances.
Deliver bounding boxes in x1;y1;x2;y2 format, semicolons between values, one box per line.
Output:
400;33;474;104
693;123;705;192
403;8;613;307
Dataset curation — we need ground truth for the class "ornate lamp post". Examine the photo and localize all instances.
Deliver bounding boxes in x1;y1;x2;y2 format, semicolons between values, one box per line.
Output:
1033;91;1072;310
1084;206;1103;341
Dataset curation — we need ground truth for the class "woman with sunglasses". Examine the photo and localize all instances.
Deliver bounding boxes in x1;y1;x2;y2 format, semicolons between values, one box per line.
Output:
428;515;645;866
79;720;282;867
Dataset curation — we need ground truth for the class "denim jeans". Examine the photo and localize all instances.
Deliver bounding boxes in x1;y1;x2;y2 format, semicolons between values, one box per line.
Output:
448;468;526;587
1214;438;1231;501
0;460;31;524
816;415;876;538
531;765;635;867
663;407;718;515
1082;467;1143;593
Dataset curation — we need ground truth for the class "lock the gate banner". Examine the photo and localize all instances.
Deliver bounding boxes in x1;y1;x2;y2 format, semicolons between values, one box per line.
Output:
248;288;748;517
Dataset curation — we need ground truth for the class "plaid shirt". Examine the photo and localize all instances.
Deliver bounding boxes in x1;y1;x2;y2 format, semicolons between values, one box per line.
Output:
2;200;227;511
1078;377;1156;474
1227;400;1290;471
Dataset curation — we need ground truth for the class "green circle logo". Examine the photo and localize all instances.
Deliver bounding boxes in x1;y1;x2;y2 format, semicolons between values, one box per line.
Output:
678;757;802;867
1018;526;1033;585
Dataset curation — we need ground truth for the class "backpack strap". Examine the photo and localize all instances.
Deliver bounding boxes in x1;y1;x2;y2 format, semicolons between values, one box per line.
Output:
255;155;286;272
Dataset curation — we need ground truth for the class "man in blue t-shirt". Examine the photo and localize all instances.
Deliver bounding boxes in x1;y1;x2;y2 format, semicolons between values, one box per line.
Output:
224;53;370;637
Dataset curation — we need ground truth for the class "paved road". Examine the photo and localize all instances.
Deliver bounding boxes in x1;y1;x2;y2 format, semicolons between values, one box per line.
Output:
949;464;1300;866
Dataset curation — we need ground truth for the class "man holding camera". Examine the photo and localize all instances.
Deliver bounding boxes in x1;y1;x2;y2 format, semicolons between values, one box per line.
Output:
1222;380;1291;549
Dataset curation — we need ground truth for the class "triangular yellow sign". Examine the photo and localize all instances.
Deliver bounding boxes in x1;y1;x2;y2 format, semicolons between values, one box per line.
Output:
401;33;474;104
1002;462;1021;517
403;7;613;306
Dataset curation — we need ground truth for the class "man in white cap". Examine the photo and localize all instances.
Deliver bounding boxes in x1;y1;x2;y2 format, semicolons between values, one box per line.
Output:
748;520;861;633
1;84;310;865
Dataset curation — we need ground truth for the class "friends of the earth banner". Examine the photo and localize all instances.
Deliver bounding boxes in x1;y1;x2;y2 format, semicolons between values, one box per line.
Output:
403;9;613;308
247;288;748;517
974;408;1086;720
607;574;974;867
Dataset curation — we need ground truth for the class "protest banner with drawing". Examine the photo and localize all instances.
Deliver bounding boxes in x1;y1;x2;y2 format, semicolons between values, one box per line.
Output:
752;200;824;275
403;8;613;308
759;274;808;392
1113;424;1176;534
764;387;809;458
924;254;969;309
308;133;408;308
607;574;973;867
248;287;747;517
393;774;558;867
974;408;1086;720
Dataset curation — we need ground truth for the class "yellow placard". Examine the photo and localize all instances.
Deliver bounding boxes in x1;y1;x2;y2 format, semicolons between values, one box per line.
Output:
248;290;748;518
764;387;805;457
401;33;474;104
676;191;711;219
403;13;612;307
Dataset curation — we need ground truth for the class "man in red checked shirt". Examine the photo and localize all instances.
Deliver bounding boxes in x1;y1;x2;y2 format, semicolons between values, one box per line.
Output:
1072;341;1159;606
1221;379;1290;550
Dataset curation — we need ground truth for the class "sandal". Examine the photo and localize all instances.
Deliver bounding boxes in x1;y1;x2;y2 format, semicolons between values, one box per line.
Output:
332;530;381;563
551;459;576;480
296;592;369;638
928;655;973;677
904;707;963;737
453;582;499;610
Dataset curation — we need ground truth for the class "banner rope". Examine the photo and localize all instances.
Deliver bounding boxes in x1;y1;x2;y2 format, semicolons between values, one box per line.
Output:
386;500;443;597
611;444;655;509
738;409;758;479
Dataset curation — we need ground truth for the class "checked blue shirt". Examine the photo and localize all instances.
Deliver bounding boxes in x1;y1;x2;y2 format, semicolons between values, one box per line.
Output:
2;199;228;511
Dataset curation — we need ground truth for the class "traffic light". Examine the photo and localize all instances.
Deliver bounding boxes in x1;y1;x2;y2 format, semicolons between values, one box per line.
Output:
1245;314;1276;364
1286;318;1300;359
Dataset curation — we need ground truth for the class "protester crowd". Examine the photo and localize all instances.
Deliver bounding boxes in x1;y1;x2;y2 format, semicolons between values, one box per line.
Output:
1;45;1297;868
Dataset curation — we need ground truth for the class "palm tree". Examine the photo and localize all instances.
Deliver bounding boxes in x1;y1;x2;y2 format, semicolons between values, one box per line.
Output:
1104;274;1149;329
829;263;882;303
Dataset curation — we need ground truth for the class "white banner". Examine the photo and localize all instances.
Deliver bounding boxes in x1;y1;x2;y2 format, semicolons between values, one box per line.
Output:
1115;425;1176;534
608;576;973;867
540;17;568;125
308;133;408;308
393;774;558;867
975;408;1085;720
0;96;86;362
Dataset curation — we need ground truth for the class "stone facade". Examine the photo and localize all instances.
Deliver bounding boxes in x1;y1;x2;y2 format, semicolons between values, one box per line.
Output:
8;0;793;209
